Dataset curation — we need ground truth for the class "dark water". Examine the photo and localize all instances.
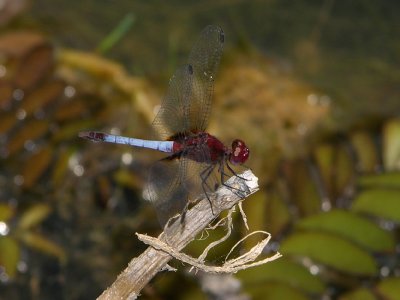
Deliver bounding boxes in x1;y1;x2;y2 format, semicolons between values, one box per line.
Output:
29;0;399;118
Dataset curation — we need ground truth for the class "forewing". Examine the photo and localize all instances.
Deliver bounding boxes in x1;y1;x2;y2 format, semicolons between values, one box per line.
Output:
152;64;193;140
152;26;224;138
187;25;224;132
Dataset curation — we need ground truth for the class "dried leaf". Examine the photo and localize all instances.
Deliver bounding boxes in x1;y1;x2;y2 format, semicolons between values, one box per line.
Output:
7;119;48;155
21;146;53;189
20;80;64;116
15;43;54;89
0;81;13;109
54;97;88;121
0;112;17;134
19;231;66;263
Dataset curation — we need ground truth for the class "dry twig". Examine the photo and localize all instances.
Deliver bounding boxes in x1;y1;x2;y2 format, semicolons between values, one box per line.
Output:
98;170;280;300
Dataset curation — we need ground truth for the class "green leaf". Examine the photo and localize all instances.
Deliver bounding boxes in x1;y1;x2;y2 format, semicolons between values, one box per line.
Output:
263;190;291;236
339;287;376;300
358;172;400;188
18;204;52;230
376;277;400;300
297;209;395;252
245;281;309;300
0;204;15;222
0;237;20;278
238;257;325;294
382;118;400;171
282;160;321;215
352;189;400;222
241;192;269;248
280;231;377;275
96;13;135;54
349;131;379;173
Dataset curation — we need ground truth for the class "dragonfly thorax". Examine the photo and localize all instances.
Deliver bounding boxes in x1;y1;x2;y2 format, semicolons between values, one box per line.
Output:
172;132;227;164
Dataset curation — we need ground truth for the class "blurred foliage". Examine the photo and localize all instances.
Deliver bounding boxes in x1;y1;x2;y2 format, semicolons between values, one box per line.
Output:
0;203;65;278
237;123;400;299
0;29;160;298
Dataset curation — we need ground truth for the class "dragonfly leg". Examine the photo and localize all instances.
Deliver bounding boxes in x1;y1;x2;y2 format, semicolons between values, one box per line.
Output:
180;199;190;225
199;164;217;214
225;161;249;181
220;161;248;197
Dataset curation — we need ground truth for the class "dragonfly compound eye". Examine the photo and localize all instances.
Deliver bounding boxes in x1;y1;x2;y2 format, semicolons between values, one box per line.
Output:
230;139;249;164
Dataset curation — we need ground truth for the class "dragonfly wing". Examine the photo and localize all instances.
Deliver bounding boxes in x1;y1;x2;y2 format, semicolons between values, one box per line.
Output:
144;157;189;226
144;152;219;227
152;64;193;140
152;26;224;139
187;25;225;132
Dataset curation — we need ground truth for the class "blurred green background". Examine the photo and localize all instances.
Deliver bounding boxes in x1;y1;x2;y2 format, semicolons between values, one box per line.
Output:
0;0;399;299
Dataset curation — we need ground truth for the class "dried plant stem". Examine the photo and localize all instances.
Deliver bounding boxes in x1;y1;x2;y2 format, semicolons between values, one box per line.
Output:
98;170;259;300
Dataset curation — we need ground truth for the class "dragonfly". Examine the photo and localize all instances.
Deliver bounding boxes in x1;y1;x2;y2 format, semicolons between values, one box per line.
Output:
79;25;249;226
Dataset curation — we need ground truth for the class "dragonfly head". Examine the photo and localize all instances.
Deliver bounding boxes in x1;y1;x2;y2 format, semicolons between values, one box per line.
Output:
229;139;249;164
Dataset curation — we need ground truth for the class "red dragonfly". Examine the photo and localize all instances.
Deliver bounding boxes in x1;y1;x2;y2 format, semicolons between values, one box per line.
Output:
79;25;249;226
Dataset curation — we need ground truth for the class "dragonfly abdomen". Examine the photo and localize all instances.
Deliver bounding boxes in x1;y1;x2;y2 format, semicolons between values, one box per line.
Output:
79;131;174;153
